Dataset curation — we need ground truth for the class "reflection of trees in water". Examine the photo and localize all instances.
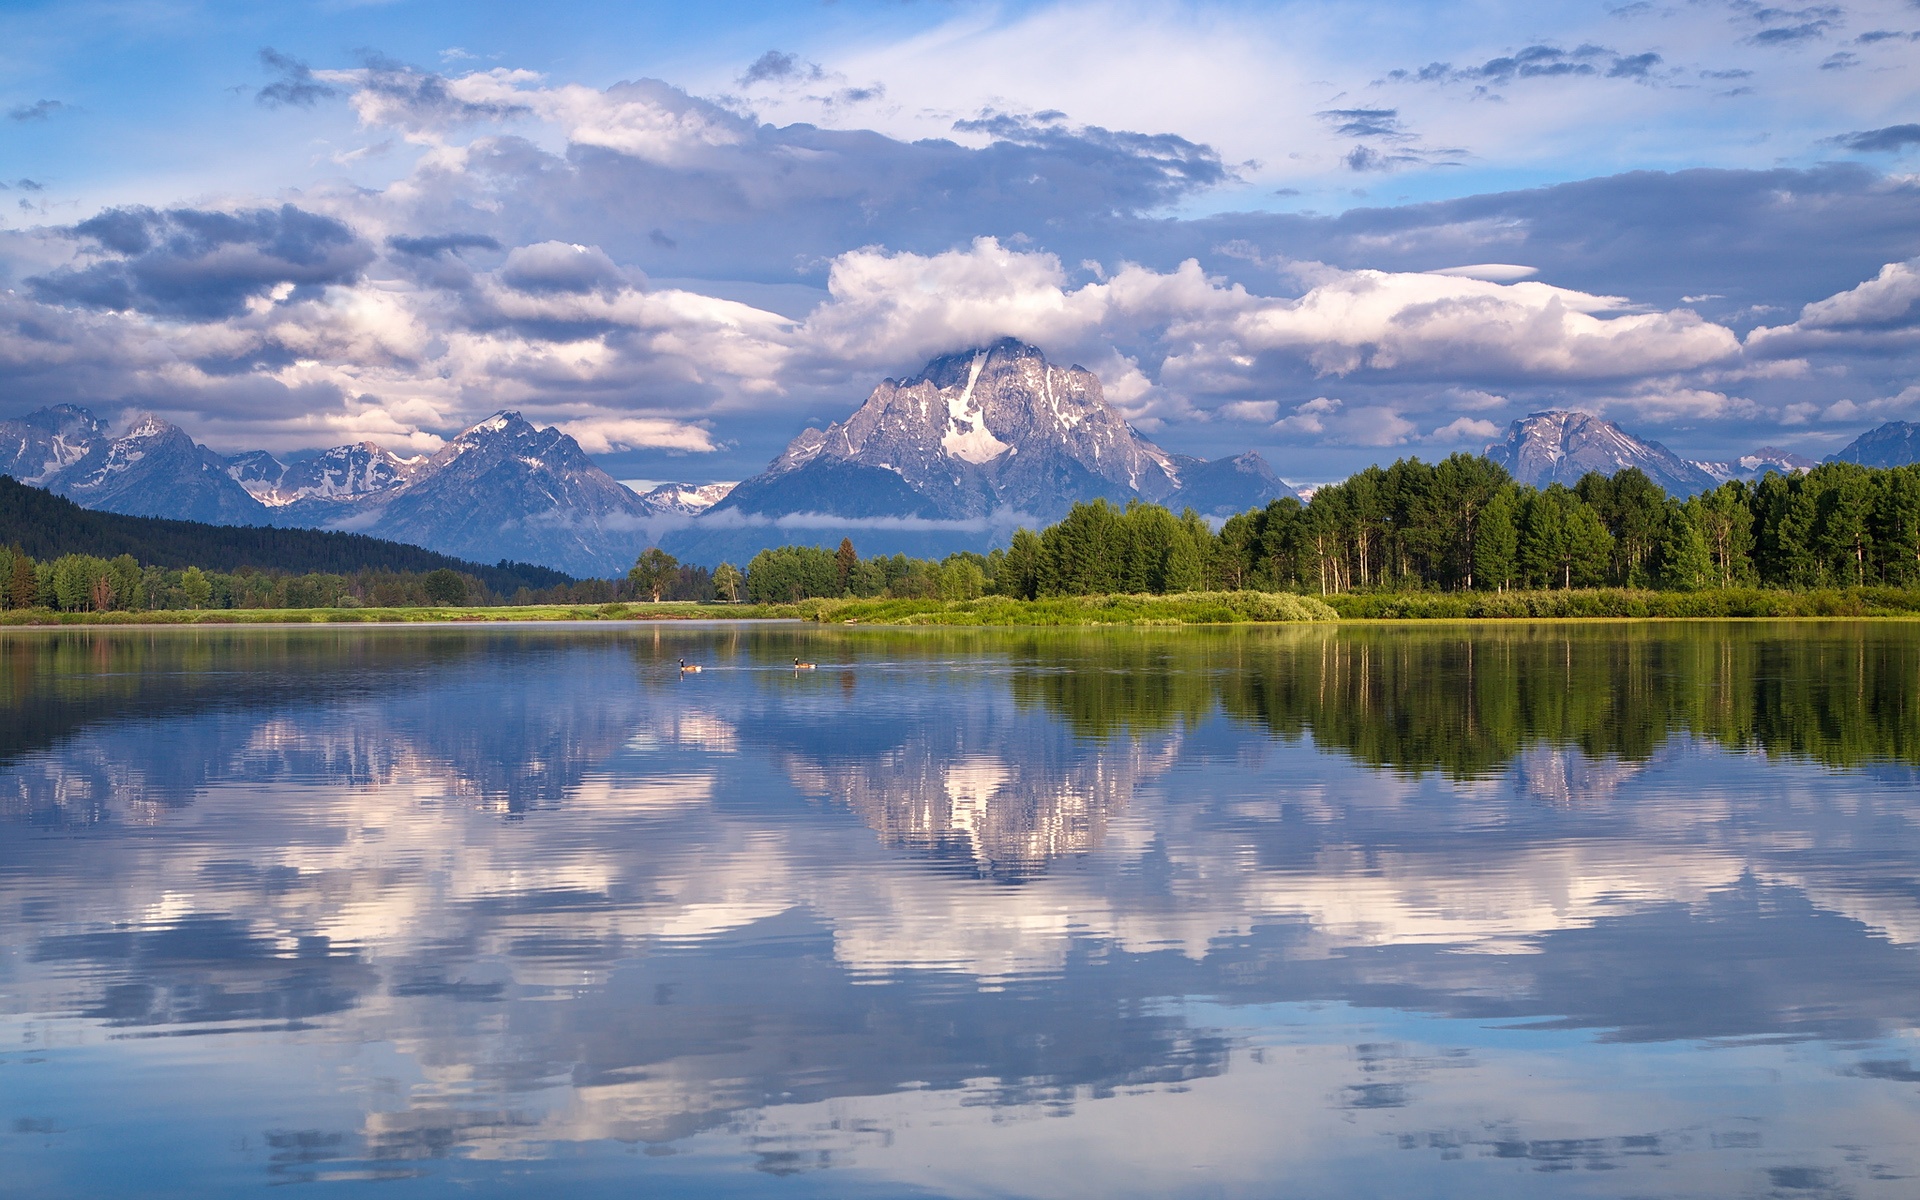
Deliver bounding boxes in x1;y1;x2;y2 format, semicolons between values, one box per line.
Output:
0;631;655;824
991;624;1920;778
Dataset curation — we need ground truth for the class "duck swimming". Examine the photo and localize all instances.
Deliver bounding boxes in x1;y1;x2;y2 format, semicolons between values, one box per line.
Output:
793;657;817;670
678;659;702;673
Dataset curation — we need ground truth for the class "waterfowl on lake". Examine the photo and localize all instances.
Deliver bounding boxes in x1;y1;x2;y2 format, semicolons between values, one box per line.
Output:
793;657;817;670
678;659;702;673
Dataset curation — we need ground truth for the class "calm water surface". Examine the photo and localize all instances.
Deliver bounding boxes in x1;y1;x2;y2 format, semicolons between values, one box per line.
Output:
3;622;1919;1198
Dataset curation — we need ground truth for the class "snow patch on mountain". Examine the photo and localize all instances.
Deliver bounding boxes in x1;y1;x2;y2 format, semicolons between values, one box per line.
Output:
629;480;738;516
1692;447;1815;484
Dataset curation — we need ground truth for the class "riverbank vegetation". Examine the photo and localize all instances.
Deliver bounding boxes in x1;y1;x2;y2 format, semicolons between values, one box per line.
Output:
0;600;809;626
9;453;1920;624
743;456;1920;611
809;591;1337;626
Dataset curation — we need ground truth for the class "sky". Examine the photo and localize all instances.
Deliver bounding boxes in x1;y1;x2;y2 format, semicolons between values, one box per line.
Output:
1;0;1918;486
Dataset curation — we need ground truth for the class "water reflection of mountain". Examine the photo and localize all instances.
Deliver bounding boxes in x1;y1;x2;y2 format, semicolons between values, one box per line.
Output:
5;625;1920;1179
778;724;1178;882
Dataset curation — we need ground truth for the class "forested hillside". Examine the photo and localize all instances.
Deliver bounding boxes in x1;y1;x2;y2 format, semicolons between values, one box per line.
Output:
0;477;568;592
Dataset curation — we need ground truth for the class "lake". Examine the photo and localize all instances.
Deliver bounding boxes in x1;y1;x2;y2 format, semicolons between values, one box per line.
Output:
3;621;1919;1198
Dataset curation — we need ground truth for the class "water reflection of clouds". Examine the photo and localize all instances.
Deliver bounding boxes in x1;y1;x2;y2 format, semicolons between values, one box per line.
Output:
4;627;1920;1192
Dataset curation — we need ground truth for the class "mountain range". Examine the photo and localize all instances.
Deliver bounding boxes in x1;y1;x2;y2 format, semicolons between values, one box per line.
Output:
0;406;673;576
5;339;1916;575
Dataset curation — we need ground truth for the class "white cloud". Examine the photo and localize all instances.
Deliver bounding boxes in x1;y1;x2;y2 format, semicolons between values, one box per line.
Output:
1793;259;1920;330
560;415;717;453
1427;264;1538;282
799;238;1741;390
1219;399;1280;422
1429;416;1501;442
1220;269;1740;380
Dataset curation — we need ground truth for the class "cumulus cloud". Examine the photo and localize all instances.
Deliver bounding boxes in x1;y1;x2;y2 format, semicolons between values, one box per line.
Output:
28;205;373;320
317;55;536;133
560;415;717;453
499;241;629;294
1430;416;1502;442
1745;259;1920;357
1220;268;1739;380
799;237;1737;388
1219;399;1280;422
1792;259;1920;329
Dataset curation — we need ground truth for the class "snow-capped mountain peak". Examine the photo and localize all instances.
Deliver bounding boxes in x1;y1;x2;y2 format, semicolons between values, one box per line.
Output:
718;338;1257;522
630;480;738;516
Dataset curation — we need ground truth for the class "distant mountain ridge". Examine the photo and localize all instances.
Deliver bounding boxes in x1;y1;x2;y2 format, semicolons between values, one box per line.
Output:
629;480;737;516
1829;421;1920;468
0;476;569;590
1694;446;1817;484
0;407;664;576
1484;411;1722;496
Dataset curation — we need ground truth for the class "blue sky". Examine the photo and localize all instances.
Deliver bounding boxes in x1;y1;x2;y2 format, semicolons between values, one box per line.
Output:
2;0;1918;483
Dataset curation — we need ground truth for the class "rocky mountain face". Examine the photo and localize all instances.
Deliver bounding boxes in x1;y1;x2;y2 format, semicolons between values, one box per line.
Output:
1695;446;1816;484
1829;421;1920;468
1483;410;1721;497
347;413;656;576
228;442;426;523
714;339;1294;523
0;404;104;486
1;407;269;524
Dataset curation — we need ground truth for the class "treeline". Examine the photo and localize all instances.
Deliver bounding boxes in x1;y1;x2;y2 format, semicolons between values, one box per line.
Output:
744;541;993;603
1036;457;1920;597
0;476;568;593
1216;455;1920;594
0;547;585;612
741;506;1217;603
742;455;1920;602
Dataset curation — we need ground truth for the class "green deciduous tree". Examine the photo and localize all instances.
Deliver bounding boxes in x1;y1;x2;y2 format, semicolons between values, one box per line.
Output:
423;568;468;605
626;548;678;602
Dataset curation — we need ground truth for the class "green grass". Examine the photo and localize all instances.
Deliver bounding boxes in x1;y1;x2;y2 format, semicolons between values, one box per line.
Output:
807;591;1340;626
1321;586;1920;619
0;601;810;626
12;587;1919;628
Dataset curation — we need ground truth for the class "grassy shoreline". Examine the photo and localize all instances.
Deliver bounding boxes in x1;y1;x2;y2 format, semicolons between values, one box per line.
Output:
5;586;1920;628
0;600;812;626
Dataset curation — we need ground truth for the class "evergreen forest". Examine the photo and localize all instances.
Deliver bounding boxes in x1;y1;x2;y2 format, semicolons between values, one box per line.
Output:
742;455;1920;603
